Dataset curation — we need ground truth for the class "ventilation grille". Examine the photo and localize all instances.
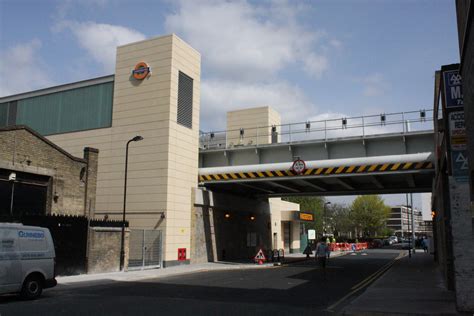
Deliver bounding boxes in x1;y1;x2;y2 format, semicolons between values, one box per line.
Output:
177;71;193;129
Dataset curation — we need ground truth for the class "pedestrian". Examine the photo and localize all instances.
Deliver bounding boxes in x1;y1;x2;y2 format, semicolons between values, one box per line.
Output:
316;237;328;269
422;237;428;253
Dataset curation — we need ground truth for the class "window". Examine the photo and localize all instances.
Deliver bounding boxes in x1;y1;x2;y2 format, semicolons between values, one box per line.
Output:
177;71;193;129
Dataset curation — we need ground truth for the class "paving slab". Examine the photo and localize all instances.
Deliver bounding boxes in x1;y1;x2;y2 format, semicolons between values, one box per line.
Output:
342;252;464;315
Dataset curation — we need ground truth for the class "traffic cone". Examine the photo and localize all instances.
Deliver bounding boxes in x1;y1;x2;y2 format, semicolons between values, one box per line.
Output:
258;259;263;265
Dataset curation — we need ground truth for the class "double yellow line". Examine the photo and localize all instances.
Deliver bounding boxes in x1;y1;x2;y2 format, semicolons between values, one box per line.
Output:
326;251;406;313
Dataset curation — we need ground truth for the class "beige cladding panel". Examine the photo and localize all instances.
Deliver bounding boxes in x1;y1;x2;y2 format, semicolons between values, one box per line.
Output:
43;34;200;264
227;106;281;145
161;35;201;261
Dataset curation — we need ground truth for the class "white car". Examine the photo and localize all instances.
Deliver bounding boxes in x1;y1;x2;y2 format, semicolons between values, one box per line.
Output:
0;223;57;299
389;236;399;243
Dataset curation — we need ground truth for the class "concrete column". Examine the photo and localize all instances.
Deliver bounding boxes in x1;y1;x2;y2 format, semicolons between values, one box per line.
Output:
83;147;99;218
290;221;301;253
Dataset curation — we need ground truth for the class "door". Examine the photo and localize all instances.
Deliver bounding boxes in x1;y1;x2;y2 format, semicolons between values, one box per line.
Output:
0;228;21;293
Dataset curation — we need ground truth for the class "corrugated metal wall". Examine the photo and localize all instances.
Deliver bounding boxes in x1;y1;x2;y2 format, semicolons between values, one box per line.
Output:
0;103;8;127
14;82;114;135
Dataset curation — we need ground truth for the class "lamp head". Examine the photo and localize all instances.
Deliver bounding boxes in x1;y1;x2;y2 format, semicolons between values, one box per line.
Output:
132;136;143;142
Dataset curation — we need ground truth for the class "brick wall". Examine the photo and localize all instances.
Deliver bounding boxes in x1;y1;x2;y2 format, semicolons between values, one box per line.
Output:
0;126;98;216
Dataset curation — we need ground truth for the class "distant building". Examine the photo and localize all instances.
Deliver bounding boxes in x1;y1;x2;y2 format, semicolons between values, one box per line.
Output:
386;206;431;236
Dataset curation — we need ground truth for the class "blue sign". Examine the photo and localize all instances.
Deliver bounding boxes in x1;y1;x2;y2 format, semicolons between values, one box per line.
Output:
443;70;463;108
451;150;469;183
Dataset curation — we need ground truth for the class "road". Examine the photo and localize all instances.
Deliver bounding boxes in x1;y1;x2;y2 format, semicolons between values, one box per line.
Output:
0;249;401;316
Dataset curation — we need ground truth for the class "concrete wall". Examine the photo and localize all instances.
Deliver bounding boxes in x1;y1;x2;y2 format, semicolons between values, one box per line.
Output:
453;6;474;309
192;191;301;262
226;106;281;146
87;227;129;273
269;198;300;250
0;126;98;216
46;34;201;266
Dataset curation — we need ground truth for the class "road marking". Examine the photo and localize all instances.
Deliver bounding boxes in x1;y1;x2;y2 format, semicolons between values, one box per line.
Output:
326;252;406;313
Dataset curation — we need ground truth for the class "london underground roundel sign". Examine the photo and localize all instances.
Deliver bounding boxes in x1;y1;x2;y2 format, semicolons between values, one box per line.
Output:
291;159;306;175
132;62;151;80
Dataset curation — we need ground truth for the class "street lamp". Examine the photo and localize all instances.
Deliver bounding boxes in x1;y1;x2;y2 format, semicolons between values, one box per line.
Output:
323;201;331;236
120;135;143;271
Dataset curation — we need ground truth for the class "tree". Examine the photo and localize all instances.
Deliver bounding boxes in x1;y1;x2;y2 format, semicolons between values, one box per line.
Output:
349;195;391;237
282;196;325;235
326;204;352;238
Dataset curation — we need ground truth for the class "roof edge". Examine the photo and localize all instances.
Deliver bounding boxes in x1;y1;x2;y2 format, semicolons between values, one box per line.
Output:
0;75;115;103
0;125;91;163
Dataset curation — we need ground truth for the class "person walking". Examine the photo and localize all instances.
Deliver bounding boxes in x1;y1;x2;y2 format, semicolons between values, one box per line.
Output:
316;237;329;269
422;237;429;253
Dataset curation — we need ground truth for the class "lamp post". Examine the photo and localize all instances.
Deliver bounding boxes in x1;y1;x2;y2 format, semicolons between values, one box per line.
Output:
323;201;331;237
120;135;143;271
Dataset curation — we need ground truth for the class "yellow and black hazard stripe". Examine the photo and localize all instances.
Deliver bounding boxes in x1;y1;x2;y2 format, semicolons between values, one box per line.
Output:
199;161;434;182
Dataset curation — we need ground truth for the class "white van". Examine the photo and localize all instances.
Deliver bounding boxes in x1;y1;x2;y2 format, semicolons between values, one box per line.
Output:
0;223;57;299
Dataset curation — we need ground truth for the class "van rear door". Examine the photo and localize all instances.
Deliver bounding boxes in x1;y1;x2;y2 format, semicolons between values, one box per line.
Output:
0;227;22;293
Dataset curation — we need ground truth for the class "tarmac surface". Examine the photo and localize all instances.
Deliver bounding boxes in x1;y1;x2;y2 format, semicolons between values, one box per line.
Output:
0;250;397;316
0;249;463;315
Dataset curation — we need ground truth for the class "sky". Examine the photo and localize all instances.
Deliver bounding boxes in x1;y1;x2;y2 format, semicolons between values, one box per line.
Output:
0;0;460;211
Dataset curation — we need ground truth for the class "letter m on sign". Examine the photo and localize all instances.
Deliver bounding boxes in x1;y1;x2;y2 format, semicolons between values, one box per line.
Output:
451;86;462;100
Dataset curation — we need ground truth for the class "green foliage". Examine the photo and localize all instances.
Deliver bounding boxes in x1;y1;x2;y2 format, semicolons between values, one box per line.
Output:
326;204;352;237
282;195;391;239
350;195;391;237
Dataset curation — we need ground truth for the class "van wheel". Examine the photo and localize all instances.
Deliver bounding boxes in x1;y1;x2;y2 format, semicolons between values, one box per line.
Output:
21;275;43;300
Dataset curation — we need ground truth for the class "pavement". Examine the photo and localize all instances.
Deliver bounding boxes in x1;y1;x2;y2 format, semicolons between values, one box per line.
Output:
341;250;465;315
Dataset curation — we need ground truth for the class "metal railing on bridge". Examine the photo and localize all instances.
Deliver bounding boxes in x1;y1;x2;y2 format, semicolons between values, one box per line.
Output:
200;109;434;150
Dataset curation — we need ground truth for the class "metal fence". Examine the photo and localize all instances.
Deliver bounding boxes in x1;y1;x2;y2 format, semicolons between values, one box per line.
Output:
128;229;163;270
200;109;434;150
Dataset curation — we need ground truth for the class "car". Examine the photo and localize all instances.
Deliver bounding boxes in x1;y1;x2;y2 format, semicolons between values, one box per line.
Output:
389;236;399;243
0;223;57;299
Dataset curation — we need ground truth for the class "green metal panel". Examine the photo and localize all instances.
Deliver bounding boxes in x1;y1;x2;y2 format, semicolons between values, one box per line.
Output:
16;82;113;135
0;103;8;127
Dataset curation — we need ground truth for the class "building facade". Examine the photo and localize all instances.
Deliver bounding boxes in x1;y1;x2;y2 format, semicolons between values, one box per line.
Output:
386;206;427;236
0;35;302;268
0;34;201;267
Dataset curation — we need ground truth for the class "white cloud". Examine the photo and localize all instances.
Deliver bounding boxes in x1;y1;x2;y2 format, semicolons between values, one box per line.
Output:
166;0;329;81
57;21;146;73
201;79;315;130
0;39;53;97
165;0;339;130
303;53;329;79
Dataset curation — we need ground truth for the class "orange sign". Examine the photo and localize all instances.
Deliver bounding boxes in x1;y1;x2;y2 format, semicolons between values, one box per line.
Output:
132;62;150;80
299;212;314;221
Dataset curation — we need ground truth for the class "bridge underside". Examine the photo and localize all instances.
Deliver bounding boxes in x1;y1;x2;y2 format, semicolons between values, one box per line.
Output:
200;170;434;197
198;153;435;197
